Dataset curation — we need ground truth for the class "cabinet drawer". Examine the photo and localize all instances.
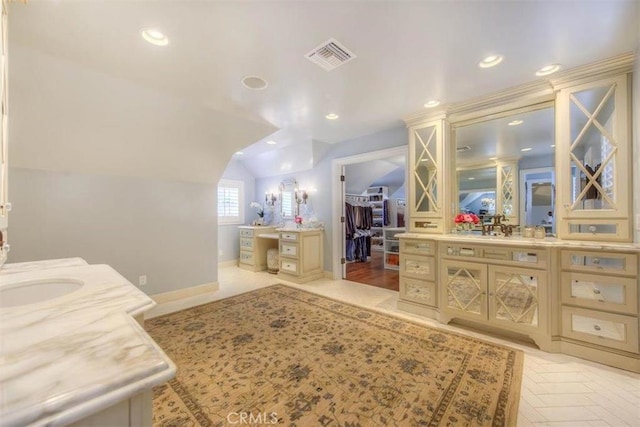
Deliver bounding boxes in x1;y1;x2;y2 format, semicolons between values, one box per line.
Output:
441;244;479;258
280;259;298;274
280;232;298;241
240;237;254;251
561;306;639;353
400;277;436;306
561;250;638;276
280;243;298;258
561;272;638;315
400;239;435;255
239;229;254;238
400;254;435;281
239;251;254;265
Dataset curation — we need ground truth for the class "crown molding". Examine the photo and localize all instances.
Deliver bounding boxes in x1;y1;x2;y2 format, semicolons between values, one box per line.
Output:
403;52;635;127
548;52;634;90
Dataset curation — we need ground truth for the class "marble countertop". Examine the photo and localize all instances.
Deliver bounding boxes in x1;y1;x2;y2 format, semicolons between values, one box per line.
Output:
0;263;176;427
397;232;640;252
0;257;88;275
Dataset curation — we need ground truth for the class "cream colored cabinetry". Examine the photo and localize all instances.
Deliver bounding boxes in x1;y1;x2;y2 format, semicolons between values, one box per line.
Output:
397;237;437;316
439;242;549;348
556;74;632;241
278;229;324;283
68;391;152;427
407;117;451;233
237;226;278;272
559;249;639;369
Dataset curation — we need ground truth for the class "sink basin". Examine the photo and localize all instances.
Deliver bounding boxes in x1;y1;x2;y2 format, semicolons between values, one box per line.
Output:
0;278;84;308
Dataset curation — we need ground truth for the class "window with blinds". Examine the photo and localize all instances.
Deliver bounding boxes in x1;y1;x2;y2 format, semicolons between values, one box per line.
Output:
218;179;244;224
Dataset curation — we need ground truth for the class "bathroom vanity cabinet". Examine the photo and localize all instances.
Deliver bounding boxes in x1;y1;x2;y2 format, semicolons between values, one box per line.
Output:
278;228;324;283
237;226;278;272
398;54;639;371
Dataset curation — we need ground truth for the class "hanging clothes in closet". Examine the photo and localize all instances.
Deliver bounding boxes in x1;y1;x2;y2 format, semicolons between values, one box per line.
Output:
344;201;373;262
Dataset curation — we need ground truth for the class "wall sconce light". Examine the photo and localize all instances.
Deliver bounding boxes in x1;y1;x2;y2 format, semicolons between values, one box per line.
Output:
294;189;308;205
265;192;277;207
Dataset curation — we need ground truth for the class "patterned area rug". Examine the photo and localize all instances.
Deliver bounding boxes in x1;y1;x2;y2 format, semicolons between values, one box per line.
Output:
146;285;523;426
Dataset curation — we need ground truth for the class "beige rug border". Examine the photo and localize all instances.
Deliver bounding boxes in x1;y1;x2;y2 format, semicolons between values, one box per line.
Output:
151;282;524;426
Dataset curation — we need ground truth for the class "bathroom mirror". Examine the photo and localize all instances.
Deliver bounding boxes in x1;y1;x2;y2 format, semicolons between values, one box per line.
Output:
454;104;555;228
279;178;297;219
458;167;497;224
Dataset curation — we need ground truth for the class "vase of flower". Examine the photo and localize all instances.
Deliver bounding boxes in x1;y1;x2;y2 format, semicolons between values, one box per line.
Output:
454;213;480;234
250;202;265;226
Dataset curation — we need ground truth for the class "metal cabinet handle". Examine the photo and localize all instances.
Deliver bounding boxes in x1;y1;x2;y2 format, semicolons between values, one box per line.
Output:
593;325;601;331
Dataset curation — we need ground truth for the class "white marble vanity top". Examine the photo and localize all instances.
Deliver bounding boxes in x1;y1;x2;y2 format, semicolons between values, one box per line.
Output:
397;232;640;252
0;264;176;427
276;227;324;232
0;257;88;275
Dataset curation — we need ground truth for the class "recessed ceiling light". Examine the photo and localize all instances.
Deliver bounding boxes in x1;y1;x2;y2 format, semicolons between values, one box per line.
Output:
521;147;532;152
468;177;476;180
536;64;561;77
508;119;523;126
235;151;244;155
326;113;339;120
140;28;169;46
424;100;440;108
241;76;268;90
489;157;498;160
266;140;277;145
478;54;504;68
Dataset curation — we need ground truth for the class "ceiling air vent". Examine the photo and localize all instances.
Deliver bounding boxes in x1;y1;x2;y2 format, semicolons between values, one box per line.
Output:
456;146;471;153
305;38;356;71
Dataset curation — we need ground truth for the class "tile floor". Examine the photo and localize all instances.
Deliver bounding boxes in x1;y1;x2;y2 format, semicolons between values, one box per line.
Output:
147;265;640;426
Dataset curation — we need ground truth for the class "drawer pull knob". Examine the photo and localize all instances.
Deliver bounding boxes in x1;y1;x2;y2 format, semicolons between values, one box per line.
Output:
592;258;600;265
588;225;597;233
593;288;601;295
593;325;601;331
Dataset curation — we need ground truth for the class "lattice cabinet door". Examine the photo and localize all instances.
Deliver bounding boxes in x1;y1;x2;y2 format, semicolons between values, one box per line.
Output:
556;74;631;241
408;117;450;233
441;260;487;322
487;265;547;334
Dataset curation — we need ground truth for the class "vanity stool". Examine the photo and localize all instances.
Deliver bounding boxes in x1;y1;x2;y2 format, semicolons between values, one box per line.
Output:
267;248;279;274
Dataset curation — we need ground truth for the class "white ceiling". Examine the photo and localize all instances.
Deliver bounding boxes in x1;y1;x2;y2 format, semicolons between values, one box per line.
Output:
8;1;639;173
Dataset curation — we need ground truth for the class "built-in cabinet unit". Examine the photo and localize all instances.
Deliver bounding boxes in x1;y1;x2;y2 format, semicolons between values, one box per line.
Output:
368;187;387;252
408;117;451;233
560;249;639;368
278;229;324;283
556;74;632;241
397;238;437;315
439;242;549;348
383;227;404;269
237;226;278;272
398;54;639;372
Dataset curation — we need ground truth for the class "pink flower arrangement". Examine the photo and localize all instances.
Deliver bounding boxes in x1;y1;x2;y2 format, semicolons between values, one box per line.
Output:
454;213;480;225
294;215;303;225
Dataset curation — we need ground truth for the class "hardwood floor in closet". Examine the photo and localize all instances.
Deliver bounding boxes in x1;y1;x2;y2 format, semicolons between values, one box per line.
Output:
346;251;399;291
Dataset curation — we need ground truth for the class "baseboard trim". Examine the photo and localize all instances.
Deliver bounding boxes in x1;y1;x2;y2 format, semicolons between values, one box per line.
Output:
218;259;238;268
151;282;219;305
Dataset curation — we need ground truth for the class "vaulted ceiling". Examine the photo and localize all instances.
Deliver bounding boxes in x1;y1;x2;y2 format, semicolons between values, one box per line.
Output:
8;1;639;180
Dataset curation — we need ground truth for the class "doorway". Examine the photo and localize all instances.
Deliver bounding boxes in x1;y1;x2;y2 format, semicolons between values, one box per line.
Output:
331;146;408;290
519;167;555;234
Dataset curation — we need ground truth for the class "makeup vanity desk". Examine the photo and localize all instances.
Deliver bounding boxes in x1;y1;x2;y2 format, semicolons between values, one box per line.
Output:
237;225;324;284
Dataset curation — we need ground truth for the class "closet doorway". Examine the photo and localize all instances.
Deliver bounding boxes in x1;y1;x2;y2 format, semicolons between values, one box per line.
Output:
332;147;407;291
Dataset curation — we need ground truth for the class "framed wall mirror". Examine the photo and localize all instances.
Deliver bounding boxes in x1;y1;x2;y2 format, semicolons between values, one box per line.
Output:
453;103;555;231
279;178;297;219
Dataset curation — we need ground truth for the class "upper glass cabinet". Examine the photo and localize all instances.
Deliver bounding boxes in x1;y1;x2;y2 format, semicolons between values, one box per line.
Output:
413;124;439;213
408;118;448;233
556;74;631;241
